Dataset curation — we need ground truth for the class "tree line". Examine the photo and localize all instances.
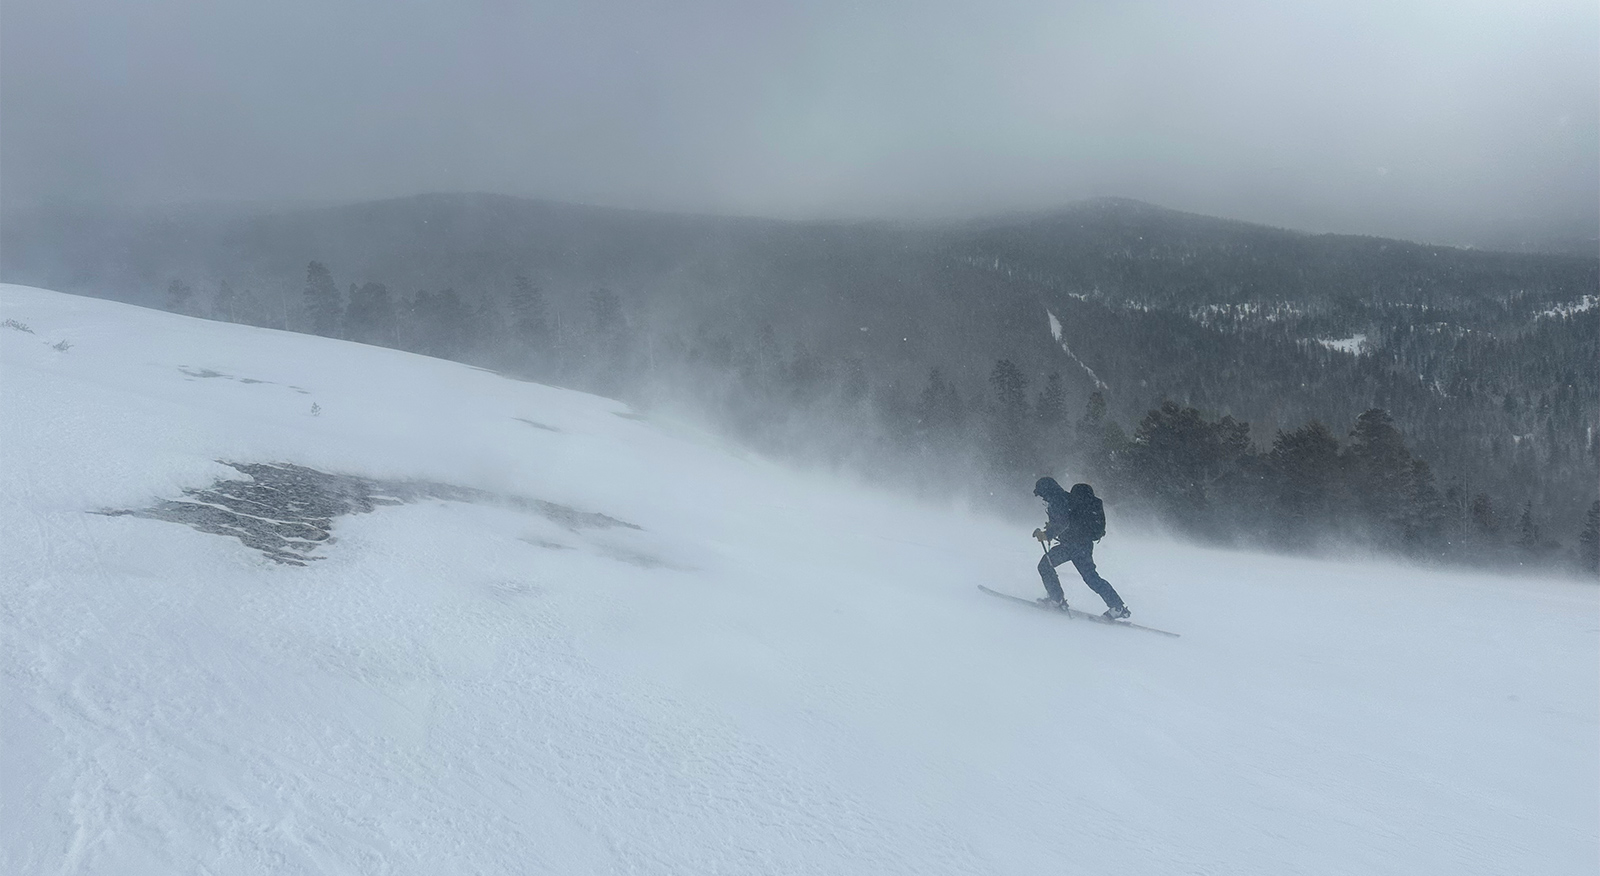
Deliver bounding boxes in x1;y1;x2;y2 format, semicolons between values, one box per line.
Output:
912;355;1598;573
162;260;1599;577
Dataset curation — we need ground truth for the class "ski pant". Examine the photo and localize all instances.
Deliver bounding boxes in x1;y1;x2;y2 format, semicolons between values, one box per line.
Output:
1038;541;1124;610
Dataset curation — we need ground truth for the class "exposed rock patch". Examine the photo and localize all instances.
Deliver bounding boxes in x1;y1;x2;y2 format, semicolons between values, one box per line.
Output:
102;461;638;565
178;366;308;393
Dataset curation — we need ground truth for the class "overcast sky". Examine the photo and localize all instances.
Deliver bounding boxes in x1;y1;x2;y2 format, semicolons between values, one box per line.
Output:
2;0;1595;248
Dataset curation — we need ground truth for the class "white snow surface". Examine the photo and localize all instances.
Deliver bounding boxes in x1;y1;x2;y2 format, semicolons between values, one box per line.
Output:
1318;333;1368;355
4;284;1596;875
1540;295;1599;319
1044;309;1108;390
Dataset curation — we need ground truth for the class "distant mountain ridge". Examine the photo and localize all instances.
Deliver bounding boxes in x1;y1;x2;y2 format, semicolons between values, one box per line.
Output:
7;192;1592;298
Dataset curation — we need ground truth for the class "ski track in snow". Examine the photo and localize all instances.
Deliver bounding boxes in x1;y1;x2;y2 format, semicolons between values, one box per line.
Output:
3;284;1597;875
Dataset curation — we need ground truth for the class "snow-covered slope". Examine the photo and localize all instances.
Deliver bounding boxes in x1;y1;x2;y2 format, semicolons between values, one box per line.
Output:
3;284;1595;875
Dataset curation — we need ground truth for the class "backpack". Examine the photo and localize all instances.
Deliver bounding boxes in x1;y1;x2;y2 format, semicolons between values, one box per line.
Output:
1079;494;1107;542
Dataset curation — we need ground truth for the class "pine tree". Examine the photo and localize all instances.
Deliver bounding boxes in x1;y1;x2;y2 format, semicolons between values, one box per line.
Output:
1029;372;1064;464
1345;408;1414;542
345;282;395;346
1470;493;1498;539
1035;372;1066;428
583;287;631;395
1268;419;1342;537
409;288;469;360
1517;501;1539;552
914;367;963;440
1579;501;1599;574
1403;459;1448;554
510;276;548;329
469;297;507;365
1080;390;1108;431
166;279;196;315
989;360;1027;413
1442;480;1466;533
1129;402;1253;524
433;288;471;360
510;276;551;371
303;262;343;337
228;285;263;326
987;359;1032;475
1079;391;1126;486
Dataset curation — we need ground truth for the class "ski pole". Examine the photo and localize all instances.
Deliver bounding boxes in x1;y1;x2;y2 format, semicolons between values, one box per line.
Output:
1037;535;1069;615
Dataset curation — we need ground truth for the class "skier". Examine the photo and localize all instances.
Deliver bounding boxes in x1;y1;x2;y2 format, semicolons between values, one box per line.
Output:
1030;477;1131;619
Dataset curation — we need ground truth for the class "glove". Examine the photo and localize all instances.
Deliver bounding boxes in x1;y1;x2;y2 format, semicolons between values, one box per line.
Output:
1032;528;1048;542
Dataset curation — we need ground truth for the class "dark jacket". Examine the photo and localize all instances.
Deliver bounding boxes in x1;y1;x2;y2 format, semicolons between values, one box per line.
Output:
1041;490;1076;542
1035;479;1104;545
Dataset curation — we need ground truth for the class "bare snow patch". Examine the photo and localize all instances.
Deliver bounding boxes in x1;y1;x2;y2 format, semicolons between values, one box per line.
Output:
1540;295;1598;319
1317;334;1368;355
1045;308;1108;389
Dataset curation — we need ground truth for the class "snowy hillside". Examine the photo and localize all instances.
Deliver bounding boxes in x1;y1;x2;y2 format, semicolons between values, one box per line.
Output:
3;284;1595;875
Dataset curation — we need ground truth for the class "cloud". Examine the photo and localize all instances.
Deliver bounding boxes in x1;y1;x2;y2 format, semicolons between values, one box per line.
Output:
2;0;1595;247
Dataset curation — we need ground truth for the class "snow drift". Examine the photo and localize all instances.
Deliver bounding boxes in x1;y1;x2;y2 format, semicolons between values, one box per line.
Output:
3;284;1595;875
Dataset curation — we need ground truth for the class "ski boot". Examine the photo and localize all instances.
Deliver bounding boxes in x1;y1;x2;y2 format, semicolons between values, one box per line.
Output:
1037;595;1069;611
1103;604;1131;621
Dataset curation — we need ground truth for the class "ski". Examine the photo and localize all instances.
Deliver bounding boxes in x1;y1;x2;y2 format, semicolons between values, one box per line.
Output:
977;586;1180;638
